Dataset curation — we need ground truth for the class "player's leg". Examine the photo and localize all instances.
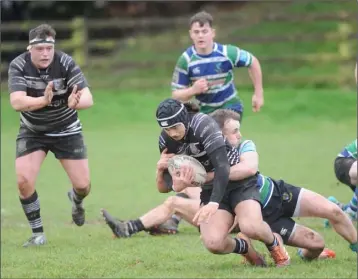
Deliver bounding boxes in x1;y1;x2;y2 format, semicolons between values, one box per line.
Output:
269;217;335;260
294;188;357;252
101;196;200;237
232;183;290;267
51;133;90;226
199;188;267;266
167;187;202;232
345;187;358;220
15;136;48;247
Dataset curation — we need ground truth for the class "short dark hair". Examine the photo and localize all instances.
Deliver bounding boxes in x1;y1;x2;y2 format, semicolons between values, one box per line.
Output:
29;24;56;42
210;109;241;130
189;11;213;28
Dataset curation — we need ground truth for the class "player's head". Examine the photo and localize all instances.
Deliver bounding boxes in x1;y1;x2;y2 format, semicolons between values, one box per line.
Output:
156;98;190;141
28;24;56;69
189;11;215;53
210;109;242;147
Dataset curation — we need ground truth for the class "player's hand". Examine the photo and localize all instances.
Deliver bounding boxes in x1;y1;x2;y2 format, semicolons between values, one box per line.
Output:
44;81;54;105
172;165;195;192
252;91;264;112
68;85;81;109
193;202;219;225
192;78;209;95
157;148;175;171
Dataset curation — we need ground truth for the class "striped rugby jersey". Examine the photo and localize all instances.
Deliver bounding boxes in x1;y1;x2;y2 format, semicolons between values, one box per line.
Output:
337;139;357;159
8;51;89;136
171;42;253;111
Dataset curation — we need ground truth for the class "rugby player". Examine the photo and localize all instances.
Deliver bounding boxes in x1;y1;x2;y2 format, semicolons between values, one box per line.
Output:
171;11;264;120
8;24;93;247
326;139;357;224
102;108;357;262
102;98;290;267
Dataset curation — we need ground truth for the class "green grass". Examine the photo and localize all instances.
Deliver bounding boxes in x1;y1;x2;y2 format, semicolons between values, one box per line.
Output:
1;88;357;278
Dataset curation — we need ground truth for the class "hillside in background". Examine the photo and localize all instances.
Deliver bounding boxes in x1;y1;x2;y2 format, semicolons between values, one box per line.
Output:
83;1;356;91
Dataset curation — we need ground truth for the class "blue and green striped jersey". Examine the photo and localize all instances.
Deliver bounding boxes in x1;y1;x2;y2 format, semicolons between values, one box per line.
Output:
337;139;357;159
237;140;274;208
171;42;253;112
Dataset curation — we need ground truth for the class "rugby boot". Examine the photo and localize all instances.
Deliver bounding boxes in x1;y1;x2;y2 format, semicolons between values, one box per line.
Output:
23;234;47;247
269;233;290;267
67;190;85;226
147;218;179;235
101;209;131;238
237;232;267;267
297;248;336;260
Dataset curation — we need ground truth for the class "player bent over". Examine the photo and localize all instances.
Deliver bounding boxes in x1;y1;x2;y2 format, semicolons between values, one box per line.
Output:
102;108;357;261
326;139;357;230
102;98;290;267
8;24;93;247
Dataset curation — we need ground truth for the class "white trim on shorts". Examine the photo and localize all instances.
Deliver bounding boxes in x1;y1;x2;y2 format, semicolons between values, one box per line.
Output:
292;188;305;217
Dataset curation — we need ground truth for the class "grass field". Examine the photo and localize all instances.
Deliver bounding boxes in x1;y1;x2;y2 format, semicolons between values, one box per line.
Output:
1;88;357;278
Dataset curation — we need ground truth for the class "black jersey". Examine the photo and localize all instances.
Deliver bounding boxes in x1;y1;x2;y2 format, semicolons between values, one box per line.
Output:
159;113;240;172
8;51;89;136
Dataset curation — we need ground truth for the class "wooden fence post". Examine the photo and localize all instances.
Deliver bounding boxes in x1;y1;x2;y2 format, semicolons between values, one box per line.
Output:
337;22;354;86
71;17;88;68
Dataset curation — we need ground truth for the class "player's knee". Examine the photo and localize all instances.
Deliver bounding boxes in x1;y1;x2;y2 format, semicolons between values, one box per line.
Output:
73;181;91;195
201;234;226;254
305;231;325;251
17;174;34;195
164;196;176;210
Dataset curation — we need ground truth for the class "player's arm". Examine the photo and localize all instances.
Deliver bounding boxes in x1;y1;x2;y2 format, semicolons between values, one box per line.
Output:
228;45;263;97
156;169;173;193
206;141;259;182
156;137;175;193
195;115;230;203
171;54;196;102
8;61;49;112
66;55;93;110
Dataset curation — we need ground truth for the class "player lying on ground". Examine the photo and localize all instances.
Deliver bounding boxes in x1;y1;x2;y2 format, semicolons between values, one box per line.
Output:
102;108;358;261
8;24;93;247
103;98;290;267
325;139;357;227
171;11;264;119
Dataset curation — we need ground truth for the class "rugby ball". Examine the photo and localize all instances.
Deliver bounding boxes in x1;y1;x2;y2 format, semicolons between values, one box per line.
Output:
168;155;207;187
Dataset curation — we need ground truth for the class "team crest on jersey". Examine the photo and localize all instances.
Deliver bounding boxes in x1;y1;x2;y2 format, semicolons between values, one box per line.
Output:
215;62;223;73
282;191;292;202
193;67;200;75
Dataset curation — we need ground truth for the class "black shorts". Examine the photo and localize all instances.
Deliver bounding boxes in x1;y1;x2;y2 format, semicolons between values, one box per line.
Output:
16;127;87;160
262;179;302;244
334;157;356;192
200;176;262;216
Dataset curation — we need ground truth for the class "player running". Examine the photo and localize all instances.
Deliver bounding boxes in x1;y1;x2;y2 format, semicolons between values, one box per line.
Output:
171;11;264;120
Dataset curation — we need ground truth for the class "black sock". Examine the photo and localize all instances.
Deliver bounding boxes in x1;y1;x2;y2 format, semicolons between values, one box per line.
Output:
20;191;43;234
233;237;249;254
266;235;279;251
72;186;90;205
128;219;145;235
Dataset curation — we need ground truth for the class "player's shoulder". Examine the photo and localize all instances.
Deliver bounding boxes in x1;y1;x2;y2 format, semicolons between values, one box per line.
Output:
191;112;212;125
9;52;28;70
55;50;75;68
238;139;257;154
